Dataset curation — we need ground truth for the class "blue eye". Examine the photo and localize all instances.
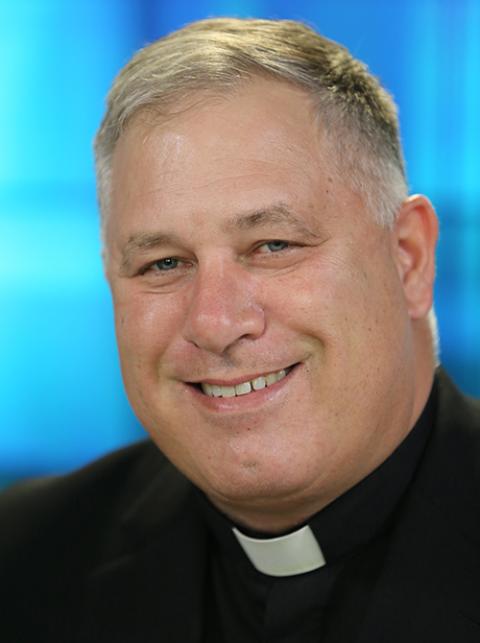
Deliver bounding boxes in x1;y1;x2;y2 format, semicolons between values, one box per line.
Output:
263;240;289;252
153;257;179;271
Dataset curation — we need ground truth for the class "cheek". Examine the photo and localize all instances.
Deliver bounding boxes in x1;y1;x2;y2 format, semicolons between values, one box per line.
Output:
275;247;403;366
266;252;358;339
113;289;186;365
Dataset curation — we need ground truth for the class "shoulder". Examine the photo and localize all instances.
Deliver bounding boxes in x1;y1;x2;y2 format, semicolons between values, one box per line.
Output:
0;440;177;570
435;368;480;458
0;440;194;641
1;440;152;522
420;369;480;540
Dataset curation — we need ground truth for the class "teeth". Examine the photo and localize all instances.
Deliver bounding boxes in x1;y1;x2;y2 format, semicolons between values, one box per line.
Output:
200;367;290;398
202;383;213;396
252;377;266;390
266;370;285;385
235;381;252;396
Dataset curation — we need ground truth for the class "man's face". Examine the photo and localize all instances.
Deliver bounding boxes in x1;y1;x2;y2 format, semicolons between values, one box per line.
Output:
106;80;424;529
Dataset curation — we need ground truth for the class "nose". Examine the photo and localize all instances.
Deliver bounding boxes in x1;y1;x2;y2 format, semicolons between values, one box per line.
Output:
182;259;265;354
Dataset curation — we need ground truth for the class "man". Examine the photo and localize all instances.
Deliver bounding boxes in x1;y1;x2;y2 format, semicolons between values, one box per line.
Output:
1;17;479;643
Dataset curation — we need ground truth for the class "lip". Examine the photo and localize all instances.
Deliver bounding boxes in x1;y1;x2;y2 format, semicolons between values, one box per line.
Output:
188;364;296;388
184;362;301;413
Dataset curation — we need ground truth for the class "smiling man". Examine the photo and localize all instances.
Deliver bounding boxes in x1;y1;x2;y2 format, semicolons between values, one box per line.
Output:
1;18;480;643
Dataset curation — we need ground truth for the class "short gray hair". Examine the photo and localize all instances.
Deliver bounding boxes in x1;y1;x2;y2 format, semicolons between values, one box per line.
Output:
94;17;408;229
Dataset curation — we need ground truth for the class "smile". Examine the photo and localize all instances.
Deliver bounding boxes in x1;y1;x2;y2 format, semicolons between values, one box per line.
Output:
199;367;293;398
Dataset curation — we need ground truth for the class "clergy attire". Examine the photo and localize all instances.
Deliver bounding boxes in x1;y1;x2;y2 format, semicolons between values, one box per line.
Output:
1;368;479;642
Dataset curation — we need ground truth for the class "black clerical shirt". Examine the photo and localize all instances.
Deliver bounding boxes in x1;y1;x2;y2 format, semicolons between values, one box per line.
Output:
196;381;437;643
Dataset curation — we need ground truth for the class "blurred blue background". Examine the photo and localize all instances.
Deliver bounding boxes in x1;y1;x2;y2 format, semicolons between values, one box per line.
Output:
1;0;479;487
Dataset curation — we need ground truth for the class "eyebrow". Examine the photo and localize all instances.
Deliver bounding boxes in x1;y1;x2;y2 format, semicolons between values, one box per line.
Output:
222;203;321;239
119;203;321;273
119;231;182;274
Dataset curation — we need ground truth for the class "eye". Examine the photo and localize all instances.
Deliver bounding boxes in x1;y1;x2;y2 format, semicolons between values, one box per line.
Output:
257;240;290;253
139;257;184;275
147;257;180;272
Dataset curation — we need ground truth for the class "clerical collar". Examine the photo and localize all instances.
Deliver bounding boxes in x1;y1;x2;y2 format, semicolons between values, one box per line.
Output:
232;524;326;577
195;376;437;577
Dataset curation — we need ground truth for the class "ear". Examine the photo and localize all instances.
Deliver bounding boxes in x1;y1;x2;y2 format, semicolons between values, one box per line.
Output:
392;195;438;320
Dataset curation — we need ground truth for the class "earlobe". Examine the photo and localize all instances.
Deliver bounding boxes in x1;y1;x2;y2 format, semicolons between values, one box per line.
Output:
393;195;439;320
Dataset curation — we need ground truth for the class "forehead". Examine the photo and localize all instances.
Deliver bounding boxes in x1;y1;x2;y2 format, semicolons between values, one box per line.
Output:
113;81;322;178
107;80;357;243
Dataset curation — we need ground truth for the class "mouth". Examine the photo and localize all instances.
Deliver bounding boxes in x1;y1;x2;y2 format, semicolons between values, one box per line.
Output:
189;365;297;399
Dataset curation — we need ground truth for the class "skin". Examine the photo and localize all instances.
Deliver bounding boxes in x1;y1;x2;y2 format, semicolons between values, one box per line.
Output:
105;79;438;533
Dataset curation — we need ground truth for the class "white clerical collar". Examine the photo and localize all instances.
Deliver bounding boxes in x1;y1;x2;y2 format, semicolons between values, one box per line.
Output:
232;524;326;577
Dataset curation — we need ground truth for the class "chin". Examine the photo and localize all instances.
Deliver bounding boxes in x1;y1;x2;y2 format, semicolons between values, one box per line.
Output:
198;457;316;507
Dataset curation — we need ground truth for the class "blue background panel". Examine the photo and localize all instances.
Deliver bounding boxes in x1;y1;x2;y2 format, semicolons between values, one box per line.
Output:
1;0;479;486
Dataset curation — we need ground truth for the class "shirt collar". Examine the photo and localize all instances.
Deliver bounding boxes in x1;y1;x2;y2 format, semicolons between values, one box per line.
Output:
232;524;326;577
